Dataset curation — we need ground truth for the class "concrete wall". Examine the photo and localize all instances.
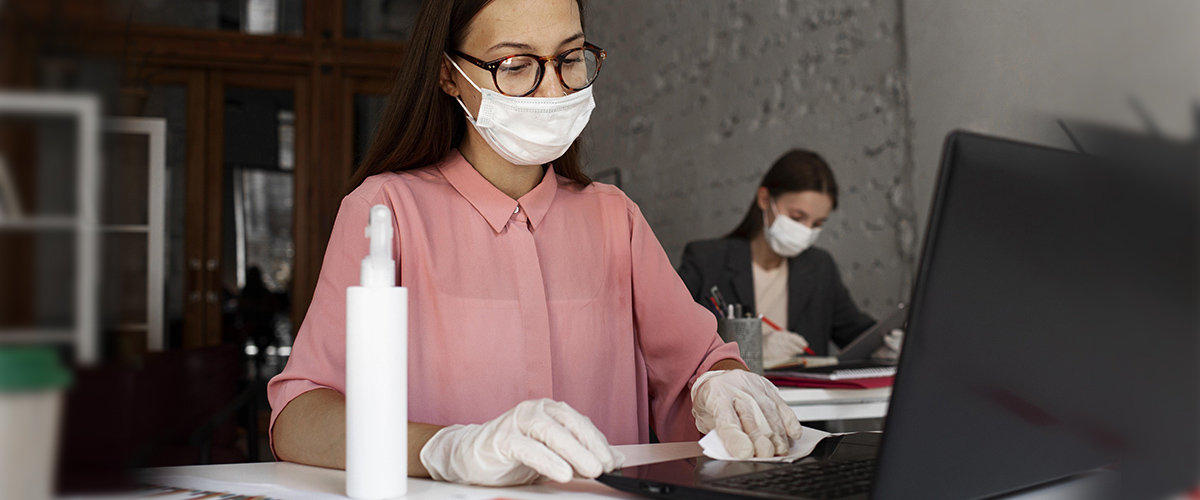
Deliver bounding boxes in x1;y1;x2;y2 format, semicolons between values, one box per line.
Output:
584;0;916;319
903;0;1200;242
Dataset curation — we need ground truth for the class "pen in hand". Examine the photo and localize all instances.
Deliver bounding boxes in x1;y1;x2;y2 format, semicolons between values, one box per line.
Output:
758;314;816;356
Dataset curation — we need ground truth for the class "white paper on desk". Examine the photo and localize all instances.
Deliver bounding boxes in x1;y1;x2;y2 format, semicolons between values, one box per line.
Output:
613;441;704;467
699;425;833;463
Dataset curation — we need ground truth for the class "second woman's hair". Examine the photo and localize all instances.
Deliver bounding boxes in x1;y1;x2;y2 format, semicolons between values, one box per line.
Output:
346;0;591;194
726;149;839;240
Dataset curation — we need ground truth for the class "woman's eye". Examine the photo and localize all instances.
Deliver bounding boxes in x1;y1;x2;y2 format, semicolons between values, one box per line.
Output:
562;56;583;65
500;63;532;74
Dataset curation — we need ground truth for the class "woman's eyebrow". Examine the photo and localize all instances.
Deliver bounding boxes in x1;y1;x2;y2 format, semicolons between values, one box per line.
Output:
486;33;585;54
487;41;535;53
558;33;585;47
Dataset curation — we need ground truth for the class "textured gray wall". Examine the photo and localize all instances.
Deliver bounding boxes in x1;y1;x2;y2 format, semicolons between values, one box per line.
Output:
583;0;917;318
903;0;1200;244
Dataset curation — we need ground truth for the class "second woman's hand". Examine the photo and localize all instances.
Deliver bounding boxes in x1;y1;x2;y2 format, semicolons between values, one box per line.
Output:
763;329;811;369
419;398;625;486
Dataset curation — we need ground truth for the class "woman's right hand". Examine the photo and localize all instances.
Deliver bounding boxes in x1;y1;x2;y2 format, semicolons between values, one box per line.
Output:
763;329;811;369
418;398;625;486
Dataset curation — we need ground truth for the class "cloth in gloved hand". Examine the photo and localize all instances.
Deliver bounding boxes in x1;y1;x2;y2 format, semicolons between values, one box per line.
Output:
419;398;625;486
700;425;834;462
762;328;811;369
691;369;804;459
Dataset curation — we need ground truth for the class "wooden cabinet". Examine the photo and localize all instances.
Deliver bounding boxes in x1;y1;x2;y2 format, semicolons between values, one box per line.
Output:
1;0;405;356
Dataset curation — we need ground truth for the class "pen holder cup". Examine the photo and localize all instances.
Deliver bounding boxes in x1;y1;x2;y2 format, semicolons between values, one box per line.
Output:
716;318;763;374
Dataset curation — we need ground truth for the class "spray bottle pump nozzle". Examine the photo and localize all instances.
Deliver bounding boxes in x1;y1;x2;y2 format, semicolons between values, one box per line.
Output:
360;205;395;288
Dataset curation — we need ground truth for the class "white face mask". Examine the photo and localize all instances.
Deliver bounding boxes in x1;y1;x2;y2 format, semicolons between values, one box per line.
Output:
763;199;822;258
446;54;596;166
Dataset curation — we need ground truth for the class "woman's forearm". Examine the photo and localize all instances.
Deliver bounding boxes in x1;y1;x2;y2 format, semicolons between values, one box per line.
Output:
271;388;444;477
711;358;748;371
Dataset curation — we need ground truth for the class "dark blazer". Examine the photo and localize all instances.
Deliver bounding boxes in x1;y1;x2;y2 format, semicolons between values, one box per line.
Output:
677;237;875;356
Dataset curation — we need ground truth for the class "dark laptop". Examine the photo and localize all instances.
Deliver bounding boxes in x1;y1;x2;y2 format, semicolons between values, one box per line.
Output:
598;132;1123;500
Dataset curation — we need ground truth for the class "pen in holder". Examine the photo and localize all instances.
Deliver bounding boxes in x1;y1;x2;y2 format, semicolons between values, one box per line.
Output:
716;317;763;374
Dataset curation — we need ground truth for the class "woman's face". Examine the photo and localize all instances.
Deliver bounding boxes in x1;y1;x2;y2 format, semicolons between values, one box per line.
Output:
757;188;834;229
440;0;585;115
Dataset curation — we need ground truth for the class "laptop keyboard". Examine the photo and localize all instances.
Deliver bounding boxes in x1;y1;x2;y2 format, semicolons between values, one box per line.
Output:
708;459;876;499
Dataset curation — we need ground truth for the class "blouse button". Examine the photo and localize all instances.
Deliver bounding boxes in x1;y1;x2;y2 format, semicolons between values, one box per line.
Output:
513;206;520;214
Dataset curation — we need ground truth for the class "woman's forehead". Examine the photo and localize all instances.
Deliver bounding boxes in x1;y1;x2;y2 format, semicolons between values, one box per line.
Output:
779;191;834;213
462;0;582;57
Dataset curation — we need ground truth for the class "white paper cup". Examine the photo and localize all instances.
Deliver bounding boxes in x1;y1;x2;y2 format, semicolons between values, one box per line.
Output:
0;348;71;500
0;389;64;500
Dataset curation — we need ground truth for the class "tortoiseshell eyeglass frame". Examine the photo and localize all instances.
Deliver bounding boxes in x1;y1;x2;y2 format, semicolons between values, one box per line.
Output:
449;42;607;97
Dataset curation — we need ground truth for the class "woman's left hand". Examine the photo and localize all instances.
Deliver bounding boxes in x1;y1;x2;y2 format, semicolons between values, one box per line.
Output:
690;369;804;459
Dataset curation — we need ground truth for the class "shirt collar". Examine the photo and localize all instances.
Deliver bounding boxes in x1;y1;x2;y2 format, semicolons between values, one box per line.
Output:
439;149;559;233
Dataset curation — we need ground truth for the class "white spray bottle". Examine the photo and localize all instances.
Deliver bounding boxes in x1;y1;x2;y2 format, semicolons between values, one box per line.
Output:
346;205;407;499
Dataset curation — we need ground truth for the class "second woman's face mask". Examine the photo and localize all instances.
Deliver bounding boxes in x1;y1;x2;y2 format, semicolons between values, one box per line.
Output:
446;55;596;166
763;199;822;258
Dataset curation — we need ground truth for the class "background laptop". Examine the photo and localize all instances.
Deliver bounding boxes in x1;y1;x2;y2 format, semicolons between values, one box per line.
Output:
599;132;1127;500
831;304;905;364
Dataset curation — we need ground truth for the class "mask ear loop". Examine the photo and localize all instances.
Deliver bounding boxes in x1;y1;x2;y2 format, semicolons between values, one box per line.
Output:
762;197;778;229
444;54;484;122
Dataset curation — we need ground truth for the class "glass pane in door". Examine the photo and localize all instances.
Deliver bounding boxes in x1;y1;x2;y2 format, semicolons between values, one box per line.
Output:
222;87;294;381
107;0;305;35
344;0;421;41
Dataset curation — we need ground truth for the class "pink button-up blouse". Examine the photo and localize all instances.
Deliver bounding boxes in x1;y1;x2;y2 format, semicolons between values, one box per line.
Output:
267;150;741;448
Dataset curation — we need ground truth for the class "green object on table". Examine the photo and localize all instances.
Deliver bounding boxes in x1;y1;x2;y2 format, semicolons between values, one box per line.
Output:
0;347;72;392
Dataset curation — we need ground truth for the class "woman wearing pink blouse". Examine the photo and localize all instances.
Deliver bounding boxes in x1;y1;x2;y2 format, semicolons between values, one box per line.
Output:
268;0;803;486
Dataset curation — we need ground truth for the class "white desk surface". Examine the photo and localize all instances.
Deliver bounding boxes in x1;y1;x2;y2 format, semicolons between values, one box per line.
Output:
139;442;703;500
133;442;1115;500
143;461;635;500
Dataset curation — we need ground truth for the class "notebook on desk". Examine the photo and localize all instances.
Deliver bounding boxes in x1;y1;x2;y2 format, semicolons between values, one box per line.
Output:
768;376;894;390
771;364;896;381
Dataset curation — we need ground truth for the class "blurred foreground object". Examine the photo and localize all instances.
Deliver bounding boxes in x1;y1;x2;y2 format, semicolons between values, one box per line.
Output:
58;344;249;494
0;92;102;365
0;347;72;500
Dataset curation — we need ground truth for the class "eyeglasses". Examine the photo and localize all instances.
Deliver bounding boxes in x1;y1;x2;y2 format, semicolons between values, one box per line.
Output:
450;42;607;98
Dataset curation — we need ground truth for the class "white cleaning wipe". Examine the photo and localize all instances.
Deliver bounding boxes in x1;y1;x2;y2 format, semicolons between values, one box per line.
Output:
699;426;834;463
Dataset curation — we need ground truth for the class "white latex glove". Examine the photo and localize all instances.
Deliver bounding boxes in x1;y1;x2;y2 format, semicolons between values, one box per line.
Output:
762;329;811;369
691;369;804;459
419;398;625;486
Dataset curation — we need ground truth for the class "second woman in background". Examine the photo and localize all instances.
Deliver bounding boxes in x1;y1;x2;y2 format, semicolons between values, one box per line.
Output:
679;150;875;368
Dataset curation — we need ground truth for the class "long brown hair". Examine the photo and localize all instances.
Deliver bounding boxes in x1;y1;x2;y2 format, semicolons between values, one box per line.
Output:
726;149;839;240
347;0;591;194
